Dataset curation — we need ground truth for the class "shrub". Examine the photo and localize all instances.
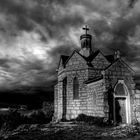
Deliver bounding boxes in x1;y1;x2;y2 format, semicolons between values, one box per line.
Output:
0;109;25;131
28;110;47;124
42;102;54;122
25;102;54;124
75;114;105;126
0;102;54;130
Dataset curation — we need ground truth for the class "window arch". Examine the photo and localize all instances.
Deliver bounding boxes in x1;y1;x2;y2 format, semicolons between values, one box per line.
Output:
73;77;79;99
115;83;127;96
83;40;88;48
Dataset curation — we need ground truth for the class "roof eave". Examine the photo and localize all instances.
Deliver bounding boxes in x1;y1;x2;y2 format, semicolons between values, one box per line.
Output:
84;76;103;84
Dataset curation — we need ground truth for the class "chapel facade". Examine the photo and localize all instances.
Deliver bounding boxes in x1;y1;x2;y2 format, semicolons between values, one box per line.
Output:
54;26;140;124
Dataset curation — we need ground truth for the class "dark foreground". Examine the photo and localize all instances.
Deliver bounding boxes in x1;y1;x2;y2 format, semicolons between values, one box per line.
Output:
1;122;140;140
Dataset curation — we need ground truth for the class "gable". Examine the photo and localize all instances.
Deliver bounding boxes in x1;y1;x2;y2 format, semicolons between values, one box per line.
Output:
91;51;110;69
105;59;135;74
65;51;87;70
58;58;64;71
58;55;69;70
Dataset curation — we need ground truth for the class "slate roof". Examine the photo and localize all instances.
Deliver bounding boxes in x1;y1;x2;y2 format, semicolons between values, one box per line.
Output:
84;75;103;84
59;49;116;69
105;55;115;63
81;50;115;63
84;50;100;62
59;49;136;85
60;55;69;65
59;49;118;84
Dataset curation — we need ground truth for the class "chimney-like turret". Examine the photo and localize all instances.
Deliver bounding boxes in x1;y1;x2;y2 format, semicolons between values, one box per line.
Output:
114;50;120;60
79;25;92;57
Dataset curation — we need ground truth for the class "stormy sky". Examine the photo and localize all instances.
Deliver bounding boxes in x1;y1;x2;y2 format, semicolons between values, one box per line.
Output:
0;0;140;106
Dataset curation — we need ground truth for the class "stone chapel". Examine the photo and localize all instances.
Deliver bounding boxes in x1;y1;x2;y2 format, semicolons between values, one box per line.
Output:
54;26;140;124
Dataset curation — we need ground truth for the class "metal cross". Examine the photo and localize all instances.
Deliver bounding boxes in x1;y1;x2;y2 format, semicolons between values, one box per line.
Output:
83;25;89;35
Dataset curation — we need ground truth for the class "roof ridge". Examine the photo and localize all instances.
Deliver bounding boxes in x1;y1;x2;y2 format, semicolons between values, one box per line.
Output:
104;58;135;73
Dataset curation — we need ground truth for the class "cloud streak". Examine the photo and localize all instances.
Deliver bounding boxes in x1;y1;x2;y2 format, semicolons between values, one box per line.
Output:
0;0;139;95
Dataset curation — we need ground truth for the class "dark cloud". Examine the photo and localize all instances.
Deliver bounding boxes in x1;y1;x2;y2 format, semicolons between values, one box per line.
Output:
128;0;138;8
0;58;11;68
0;0;140;107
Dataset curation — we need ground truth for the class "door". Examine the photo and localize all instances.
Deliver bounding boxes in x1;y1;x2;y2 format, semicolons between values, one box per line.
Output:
115;98;126;124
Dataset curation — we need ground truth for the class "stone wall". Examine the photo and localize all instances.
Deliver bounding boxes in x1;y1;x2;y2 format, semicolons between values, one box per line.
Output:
54;51;138;123
87;79;107;117
104;59;136;123
134;89;140;122
55;52;90;120
88;68;101;79
64;52;89;119
56;82;63;120
55;51;113;121
54;84;58;120
88;52;110;79
91;52;110;69
66;70;89;119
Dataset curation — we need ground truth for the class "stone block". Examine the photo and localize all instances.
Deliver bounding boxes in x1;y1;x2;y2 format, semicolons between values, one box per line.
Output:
74;107;80;110
71;110;77;114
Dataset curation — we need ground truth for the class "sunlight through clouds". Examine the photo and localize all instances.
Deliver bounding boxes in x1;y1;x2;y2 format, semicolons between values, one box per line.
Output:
0;0;139;91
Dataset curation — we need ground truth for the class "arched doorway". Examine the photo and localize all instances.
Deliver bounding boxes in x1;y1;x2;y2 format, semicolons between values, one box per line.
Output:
114;81;131;124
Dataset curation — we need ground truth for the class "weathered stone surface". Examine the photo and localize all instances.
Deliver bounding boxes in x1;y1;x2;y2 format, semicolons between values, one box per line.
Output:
54;33;140;124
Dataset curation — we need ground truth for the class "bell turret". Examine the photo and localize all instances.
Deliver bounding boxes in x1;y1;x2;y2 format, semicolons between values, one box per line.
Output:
79;25;92;57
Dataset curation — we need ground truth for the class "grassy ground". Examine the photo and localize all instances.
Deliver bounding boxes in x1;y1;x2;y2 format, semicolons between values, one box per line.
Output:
1;122;140;140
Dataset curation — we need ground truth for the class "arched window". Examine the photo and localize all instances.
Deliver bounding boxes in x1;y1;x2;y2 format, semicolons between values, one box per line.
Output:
73;77;79;99
83;40;88;48
115;83;127;96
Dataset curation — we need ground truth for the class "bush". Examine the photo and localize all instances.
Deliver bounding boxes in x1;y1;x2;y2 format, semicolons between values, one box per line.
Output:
42;102;54;122
0;102;54;130
0;109;52;131
0;109;25;131
25;102;54;124
28;110;47;124
75;114;105;126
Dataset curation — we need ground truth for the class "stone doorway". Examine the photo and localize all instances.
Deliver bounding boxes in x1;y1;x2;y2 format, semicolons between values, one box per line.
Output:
62;77;67;120
115;98;126;124
114;80;131;124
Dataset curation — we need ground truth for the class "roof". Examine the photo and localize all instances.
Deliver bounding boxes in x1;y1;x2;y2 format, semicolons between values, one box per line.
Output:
58;55;69;69
104;58;135;73
58;49;136;85
59;49;115;69
85;57;135;85
85;50;100;62
64;50;86;66
61;55;69;65
63;50;101;66
84;75;103;84
105;55;115;63
84;50;114;63
59;48;135;72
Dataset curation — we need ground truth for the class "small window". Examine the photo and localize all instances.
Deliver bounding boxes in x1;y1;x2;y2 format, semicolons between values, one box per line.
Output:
73;77;79;99
83;40;88;48
115;83;127;96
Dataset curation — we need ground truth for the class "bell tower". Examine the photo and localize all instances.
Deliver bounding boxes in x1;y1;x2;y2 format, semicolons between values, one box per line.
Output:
79;25;92;57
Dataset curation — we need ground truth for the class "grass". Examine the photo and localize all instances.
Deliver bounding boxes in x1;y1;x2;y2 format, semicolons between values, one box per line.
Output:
1;122;140;140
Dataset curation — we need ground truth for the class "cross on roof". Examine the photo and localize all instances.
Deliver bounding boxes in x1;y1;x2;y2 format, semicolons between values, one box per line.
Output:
83;25;89;35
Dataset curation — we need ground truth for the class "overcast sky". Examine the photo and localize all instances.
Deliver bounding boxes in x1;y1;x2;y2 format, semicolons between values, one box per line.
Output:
0;0;139;93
